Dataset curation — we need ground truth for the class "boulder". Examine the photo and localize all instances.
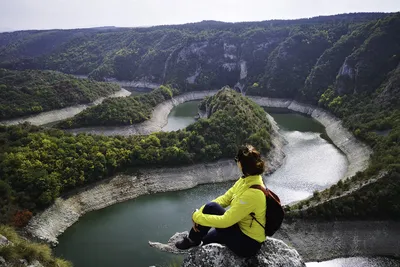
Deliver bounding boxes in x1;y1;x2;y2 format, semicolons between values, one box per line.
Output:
0;235;11;246
149;232;196;254
149;232;305;267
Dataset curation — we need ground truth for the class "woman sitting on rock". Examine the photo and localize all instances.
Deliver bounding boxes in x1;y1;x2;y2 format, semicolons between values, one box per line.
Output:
175;144;266;257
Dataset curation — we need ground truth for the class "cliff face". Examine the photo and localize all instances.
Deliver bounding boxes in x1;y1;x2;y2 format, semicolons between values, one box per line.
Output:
0;13;397;100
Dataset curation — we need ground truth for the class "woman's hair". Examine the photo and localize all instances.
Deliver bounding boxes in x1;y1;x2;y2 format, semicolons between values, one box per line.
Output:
236;144;266;176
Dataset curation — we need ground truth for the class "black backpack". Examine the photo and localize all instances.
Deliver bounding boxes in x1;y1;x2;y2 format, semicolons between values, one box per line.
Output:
249;185;284;237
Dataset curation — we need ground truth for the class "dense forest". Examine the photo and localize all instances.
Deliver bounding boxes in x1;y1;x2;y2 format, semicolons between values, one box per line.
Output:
0;12;399;221
0;13;389;91
0;88;272;224
0;69;119;120
56;85;178;128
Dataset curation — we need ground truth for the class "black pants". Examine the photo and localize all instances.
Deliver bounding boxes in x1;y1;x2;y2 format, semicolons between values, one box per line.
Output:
188;202;262;257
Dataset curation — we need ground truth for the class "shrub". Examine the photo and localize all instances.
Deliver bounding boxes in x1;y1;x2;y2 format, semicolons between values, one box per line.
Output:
11;210;33;228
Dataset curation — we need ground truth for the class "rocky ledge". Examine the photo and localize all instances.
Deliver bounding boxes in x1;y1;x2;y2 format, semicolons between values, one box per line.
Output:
149;232;305;267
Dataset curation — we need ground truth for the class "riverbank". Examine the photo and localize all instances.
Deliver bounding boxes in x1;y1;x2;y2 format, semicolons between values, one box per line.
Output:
0;88;131;126
69;90;218;135
248;97;372;179
275;219;400;262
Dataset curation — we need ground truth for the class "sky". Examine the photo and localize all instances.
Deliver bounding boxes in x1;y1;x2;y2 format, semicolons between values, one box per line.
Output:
1;0;400;31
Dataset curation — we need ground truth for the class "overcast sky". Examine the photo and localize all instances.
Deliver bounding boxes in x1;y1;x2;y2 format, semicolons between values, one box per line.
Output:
1;0;400;31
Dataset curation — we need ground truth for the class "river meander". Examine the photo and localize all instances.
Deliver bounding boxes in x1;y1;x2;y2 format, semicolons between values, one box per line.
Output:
53;102;398;267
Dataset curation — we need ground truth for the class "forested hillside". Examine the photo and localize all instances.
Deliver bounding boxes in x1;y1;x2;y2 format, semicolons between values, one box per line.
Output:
0;12;399;221
56;85;177;128
0;13;389;92
0;69;119;120
0;88;271;224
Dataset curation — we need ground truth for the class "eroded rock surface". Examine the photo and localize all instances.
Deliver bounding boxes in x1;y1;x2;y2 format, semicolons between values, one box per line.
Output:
149;231;305;267
0;235;11;246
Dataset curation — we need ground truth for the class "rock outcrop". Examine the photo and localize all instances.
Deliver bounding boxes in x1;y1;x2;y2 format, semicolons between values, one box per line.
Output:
149;232;305;267
0;234;11;246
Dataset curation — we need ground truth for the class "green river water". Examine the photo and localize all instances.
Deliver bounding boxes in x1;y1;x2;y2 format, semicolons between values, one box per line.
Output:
54;101;399;267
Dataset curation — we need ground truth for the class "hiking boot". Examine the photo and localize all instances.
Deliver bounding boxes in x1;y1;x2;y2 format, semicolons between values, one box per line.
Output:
175;236;200;250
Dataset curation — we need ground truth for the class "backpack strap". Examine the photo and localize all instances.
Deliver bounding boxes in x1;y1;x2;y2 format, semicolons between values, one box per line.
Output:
251;184;282;204
249;185;268;229
250;184;269;196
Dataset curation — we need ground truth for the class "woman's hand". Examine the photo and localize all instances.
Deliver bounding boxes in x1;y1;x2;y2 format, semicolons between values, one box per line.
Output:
192;209;200;232
192;219;200;232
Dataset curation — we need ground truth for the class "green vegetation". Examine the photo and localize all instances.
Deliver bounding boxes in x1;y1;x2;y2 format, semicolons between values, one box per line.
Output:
0;88;271;224
0;225;71;267
0;12;399;220
0;14;386;88
0;13;393;127
57;85;177;128
287;170;400;220
0;69;119;120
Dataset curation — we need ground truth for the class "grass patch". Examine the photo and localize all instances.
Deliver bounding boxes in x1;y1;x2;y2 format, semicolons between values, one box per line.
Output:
0;225;72;267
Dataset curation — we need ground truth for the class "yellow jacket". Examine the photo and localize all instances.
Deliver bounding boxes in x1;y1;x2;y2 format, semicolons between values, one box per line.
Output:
192;175;266;243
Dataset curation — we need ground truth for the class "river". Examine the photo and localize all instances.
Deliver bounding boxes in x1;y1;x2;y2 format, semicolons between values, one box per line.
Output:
161;101;200;132
50;102;400;267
